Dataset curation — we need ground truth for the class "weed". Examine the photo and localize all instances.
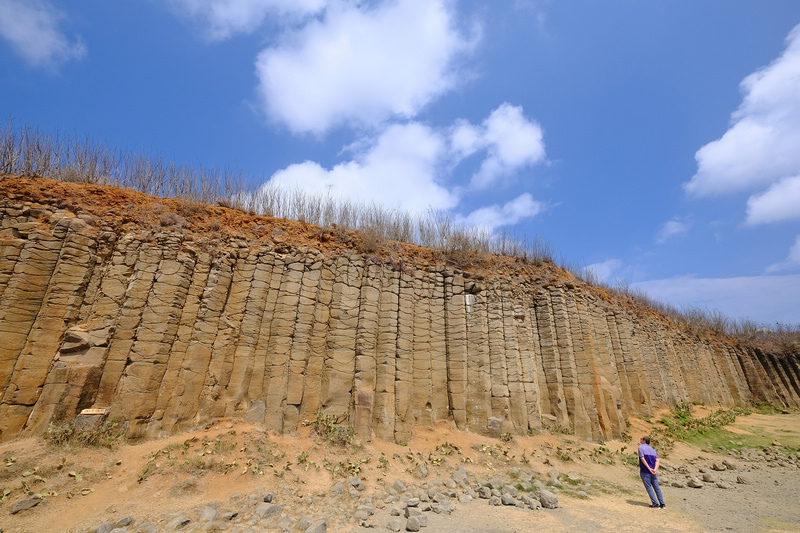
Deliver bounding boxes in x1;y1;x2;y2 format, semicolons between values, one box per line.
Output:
304;411;354;447
46;419;124;449
378;454;389;469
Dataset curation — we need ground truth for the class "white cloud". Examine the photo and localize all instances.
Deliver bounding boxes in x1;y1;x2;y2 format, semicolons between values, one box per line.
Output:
685;23;800;198
459;103;546;190
585;259;623;284
767;235;800;273
0;0;85;68
746;175;800;225
255;0;476;135
268;122;457;214
266;103;548;222
168;0;326;40
459;193;544;232
657;216;691;243
632;274;800;325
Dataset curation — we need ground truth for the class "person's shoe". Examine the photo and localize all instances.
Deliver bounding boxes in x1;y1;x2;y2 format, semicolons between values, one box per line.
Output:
649;503;660;508
660;504;666;509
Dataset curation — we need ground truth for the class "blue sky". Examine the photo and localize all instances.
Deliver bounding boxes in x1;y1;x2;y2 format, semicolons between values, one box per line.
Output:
2;0;800;325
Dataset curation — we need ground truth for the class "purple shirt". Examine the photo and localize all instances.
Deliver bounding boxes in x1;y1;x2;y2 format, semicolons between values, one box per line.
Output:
638;443;658;474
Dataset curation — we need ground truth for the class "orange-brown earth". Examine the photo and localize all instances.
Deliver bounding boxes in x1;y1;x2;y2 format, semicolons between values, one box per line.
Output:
1;411;799;533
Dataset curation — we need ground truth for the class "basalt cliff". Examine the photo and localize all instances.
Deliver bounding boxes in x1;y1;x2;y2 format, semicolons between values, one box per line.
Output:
1;176;798;444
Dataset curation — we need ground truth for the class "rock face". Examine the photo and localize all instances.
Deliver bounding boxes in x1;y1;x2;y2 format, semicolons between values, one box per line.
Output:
1;177;799;443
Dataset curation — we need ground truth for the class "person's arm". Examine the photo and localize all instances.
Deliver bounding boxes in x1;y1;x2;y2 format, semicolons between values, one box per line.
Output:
652;457;659;475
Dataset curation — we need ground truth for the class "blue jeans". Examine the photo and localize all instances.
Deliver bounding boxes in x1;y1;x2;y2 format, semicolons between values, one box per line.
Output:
640;471;664;505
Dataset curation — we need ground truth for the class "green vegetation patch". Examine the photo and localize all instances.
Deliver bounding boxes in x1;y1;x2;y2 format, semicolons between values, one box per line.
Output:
651;402;799;456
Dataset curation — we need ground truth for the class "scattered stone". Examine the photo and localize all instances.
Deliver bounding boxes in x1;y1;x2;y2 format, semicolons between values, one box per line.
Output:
716;481;734;490
501;485;518;497
489;496;502;506
305;518;327;533
95;522;114;533
298;515;315;530
404;506;422;518
452;465;468;487
199;506;219;522
431;502;456;514
566;472;583;482
736;475;749;485
166;515;191;529
688;477;704;488
536;489;559;509
114;517;134;528
387;518;403;532
11;498;41;514
501;494;516;506
254;502;282;520
406;516;422;532
722;459;738;470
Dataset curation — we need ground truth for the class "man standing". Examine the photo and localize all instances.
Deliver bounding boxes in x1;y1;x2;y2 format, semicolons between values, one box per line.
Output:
638;436;665;508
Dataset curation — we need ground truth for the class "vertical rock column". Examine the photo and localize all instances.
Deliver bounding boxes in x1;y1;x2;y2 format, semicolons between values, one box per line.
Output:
372;265;400;440
0;220;95;438
486;285;511;432
115;234;193;439
565;292;601;440
393;270;415;442
166;248;235;431
501;286;530;433
533;288;569;429
464;284;492;435
429;268;450;425
282;252;324;432
444;271;468;430
515;288;543;433
353;262;381;440
151;247;211;435
320;254;362;415
297;257;335;422
262;254;305;433
551;287;592;437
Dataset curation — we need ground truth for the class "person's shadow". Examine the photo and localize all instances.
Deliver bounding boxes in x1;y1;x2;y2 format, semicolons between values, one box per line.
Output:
626;499;654;507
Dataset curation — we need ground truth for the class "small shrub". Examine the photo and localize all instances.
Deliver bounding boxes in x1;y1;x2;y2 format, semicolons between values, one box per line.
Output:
46;419;124;448
305;411;354;447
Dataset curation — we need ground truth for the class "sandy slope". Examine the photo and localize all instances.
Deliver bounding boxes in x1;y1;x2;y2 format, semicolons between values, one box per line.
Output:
1;412;799;533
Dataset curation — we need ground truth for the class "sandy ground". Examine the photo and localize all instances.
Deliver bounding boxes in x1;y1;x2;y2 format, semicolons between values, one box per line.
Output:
1;411;799;533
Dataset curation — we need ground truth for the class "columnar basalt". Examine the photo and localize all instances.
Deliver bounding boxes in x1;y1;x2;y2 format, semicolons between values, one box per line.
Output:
1;177;799;443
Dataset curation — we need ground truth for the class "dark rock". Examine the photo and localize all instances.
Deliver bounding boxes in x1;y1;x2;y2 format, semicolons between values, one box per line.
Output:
11;498;41;514
536;489;559;509
254;502;282;519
